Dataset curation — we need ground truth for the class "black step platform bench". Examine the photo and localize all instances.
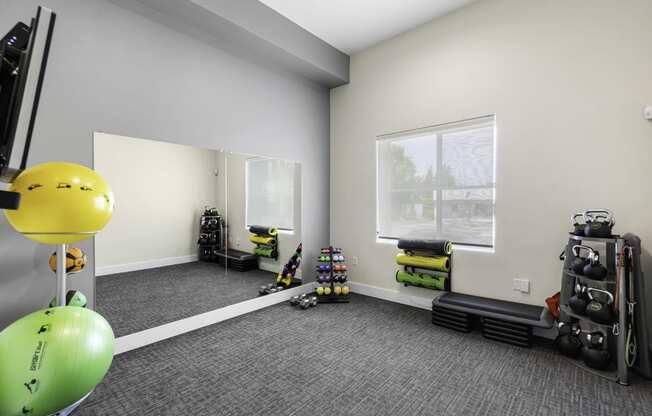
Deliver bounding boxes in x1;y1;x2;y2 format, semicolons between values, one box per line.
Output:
213;249;258;272
432;293;554;348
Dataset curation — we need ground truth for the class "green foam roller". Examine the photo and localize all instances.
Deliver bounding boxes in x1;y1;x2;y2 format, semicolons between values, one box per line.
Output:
254;247;274;257
396;253;450;272
250;235;276;246
395;270;445;290
0;307;115;416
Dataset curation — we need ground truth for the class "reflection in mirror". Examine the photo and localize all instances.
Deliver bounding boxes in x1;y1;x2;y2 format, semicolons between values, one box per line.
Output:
223;152;302;296
93;132;231;337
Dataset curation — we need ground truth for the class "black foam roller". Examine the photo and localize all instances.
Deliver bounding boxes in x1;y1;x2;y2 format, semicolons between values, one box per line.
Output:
248;225;277;236
397;238;452;255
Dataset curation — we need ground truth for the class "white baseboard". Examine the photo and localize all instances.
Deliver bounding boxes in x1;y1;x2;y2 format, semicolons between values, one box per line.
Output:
348;281;437;310
96;254;199;276
115;282;316;354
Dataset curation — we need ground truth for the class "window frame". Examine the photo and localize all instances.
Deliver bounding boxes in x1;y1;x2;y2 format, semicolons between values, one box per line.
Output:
375;115;496;248
244;157;295;232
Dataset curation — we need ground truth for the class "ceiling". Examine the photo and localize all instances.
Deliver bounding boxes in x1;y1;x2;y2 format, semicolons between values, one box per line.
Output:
258;0;478;54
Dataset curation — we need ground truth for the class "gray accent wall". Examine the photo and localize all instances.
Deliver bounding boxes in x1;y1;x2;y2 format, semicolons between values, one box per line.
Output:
0;0;330;329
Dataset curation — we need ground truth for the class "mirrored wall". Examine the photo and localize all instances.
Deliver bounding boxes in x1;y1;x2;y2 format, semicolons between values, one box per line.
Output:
92;133;302;337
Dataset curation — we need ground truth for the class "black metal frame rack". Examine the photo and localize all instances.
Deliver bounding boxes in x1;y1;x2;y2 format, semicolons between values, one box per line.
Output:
560;233;630;385
315;246;350;303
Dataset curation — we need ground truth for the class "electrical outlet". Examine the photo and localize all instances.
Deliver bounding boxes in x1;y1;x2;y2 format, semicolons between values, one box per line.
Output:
513;278;530;294
512;279;521;291
350;256;359;265
236;239;240;247
644;105;652;120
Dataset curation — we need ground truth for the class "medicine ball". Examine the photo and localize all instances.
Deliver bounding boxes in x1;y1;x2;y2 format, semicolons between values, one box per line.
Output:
48;290;87;308
49;247;87;274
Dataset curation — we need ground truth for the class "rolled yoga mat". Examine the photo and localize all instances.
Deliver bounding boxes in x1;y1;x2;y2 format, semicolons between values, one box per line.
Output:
249;225;278;236
397;238;452;255
396;270;445;290
250;235;277;246
396;253;450;272
254;247;274;257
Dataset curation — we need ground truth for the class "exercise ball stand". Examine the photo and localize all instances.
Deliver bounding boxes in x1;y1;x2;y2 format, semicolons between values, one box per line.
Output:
53;242;95;415
55;243;67;306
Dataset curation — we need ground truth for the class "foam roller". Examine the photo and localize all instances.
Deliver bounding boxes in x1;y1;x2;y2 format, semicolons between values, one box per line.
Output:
250;235;276;246
254;247;274;257
396;253;450;272
397;238;452;255
249;225;278;236
396;270;445;290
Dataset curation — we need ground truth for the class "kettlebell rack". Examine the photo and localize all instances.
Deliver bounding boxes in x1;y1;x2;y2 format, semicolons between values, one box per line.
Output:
560;233;629;385
315;246;350;303
197;207;226;263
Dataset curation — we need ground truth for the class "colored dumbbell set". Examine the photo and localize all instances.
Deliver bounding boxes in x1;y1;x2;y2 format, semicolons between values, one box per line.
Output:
316;285;350;296
318;254;345;262
314;246;351;302
317;263;348;272
317;273;347;284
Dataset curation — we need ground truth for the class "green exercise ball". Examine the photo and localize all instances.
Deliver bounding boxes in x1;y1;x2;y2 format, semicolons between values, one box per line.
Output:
0;306;115;416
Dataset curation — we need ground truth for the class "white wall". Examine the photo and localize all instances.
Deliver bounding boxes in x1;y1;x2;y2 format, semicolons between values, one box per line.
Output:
226;152;302;277
331;0;652;306
0;0;329;329
93;133;223;273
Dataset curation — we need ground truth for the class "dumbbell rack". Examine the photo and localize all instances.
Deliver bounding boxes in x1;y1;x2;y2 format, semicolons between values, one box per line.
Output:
315;246;350;303
559;233;628;385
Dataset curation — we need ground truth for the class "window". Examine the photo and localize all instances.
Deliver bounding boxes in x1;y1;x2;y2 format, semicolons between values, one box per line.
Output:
377;116;495;247
246;158;295;231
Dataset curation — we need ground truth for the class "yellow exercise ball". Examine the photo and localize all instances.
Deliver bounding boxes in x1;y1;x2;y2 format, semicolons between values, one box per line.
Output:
4;162;115;244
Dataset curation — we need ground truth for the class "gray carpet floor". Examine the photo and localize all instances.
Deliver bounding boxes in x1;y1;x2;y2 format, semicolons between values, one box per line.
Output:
96;262;276;337
78;294;652;415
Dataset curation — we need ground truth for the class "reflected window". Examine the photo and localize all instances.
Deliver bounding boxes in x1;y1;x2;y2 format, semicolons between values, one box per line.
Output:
246;158;295;231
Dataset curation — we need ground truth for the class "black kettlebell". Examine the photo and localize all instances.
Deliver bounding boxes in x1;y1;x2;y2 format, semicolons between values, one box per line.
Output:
582;332;611;370
583;251;607;280
570;245;593;275
568;283;589;315
583;209;615;238
570;212;586;236
585;288;615;325
557;322;582;358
